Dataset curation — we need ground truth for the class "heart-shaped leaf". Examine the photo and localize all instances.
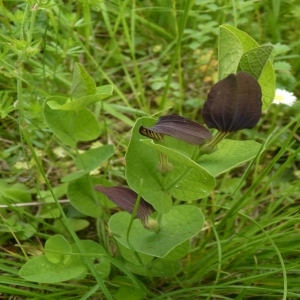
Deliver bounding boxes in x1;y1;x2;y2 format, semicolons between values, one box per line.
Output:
126;117;215;212
109;205;204;258
43;98;100;147
198;139;262;176
219;25;275;110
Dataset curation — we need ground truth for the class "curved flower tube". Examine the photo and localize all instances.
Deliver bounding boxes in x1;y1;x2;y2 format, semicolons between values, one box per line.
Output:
94;185;154;220
139;115;212;145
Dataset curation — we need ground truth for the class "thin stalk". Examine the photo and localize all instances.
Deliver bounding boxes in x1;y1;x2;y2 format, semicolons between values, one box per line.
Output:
159;0;193;111
164;166;192;192
126;179;145;266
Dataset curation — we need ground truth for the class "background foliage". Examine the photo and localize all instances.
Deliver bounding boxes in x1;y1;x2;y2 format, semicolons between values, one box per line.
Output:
0;0;300;299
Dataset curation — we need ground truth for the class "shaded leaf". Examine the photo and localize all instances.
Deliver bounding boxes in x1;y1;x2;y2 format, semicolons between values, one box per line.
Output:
238;45;273;79
219;25;275;110
109;205;204;257
202;72;262;132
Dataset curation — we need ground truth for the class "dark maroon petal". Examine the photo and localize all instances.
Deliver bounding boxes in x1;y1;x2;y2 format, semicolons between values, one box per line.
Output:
94;186;154;219
202;72;262;132
140;115;212;145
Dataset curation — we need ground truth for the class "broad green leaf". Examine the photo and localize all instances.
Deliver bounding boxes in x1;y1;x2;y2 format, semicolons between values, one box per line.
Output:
19;239;110;283
218;26;243;79
19;255;85;283
50;87;113;112
117;242;153;265
126;117;215;212
38;207;61;219
67;175;113;217
219;25;276;110
125;259;181;277
45;235;72;264
118;238;188;264
126;118;172;213
75;145;114;171
0;181;31;204
143;139;215;201
109;205;204;258
113;276;147;300
71;63;97;98
162;240;190;261
238;45;273;79
43;97;100;147
258;62;276;111
53;218;90;233
198;139;262;176
73;240;111;279
62;145;114;182
16;222;37;240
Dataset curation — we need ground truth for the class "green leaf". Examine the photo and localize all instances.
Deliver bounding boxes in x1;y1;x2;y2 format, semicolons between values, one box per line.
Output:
62;145;114;182
143;139;215;201
45;235;72;264
19;255;85;283
198;139;262;176
43;97;100;146
75;145;114;171
53;218;90;233
109;205;204;258
238;45;273;79
219;25;276;110
0;181;31;204
53;88;113;112
71;63;97;98
126;117;172;213
113;276;147;300
218;26;243;79
19;239;110;283
38;207;61;219
126;117;215;212
162;240;190;261
117;242;154;265
258;62;276;111
67;175;110;217
125;259;181;277
73;240;111;279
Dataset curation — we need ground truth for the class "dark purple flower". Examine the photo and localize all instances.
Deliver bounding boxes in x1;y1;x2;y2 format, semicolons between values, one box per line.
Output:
94;186;154;219
202;72;262;132
139;115;212;145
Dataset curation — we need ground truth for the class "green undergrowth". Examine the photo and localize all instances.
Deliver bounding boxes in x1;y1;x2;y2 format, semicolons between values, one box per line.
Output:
0;1;300;299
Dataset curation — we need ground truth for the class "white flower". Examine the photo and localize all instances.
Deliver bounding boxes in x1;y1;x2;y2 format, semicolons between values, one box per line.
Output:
273;89;296;106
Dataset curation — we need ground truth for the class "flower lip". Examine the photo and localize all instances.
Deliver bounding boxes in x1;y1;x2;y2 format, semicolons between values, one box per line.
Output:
273;88;296;106
94;185;154;219
139;115;212;145
202;72;262;132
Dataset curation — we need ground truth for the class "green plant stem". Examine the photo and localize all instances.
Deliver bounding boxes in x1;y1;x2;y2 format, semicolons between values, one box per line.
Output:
126;179;144;266
164;166;192;192
118;0;146;110
198;131;228;158
27;4;38;44
20;128;113;300
82;2;91;50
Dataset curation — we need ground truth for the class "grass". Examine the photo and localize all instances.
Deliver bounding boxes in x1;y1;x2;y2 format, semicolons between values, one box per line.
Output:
0;0;300;299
